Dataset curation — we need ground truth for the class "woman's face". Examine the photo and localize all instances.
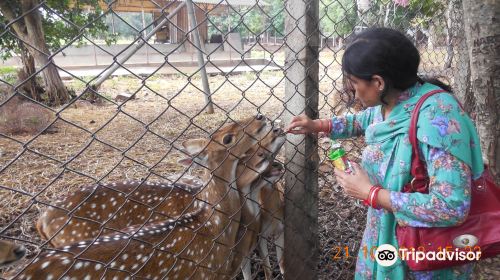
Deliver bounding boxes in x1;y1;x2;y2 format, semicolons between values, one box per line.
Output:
346;75;383;107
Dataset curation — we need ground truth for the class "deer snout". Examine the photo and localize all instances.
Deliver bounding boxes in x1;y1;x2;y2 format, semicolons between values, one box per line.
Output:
273;126;283;135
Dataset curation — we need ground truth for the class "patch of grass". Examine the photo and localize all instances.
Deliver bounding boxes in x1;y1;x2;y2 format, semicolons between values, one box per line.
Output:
0;66;18;85
0;66;17;75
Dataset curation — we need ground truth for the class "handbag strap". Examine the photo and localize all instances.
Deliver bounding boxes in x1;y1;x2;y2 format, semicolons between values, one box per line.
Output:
409;89;447;188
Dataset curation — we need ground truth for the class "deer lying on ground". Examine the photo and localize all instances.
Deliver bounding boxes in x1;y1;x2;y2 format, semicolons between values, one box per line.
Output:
16;115;281;279
36;117;284;247
0;240;25;267
36;177;204;247
36;120;286;280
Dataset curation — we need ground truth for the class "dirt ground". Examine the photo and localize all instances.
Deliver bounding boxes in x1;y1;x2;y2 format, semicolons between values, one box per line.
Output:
1;49;498;279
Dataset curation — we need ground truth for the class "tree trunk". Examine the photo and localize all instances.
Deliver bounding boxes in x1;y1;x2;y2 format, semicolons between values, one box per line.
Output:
450;0;474;114
0;0;70;106
383;2;391;27
462;0;500;184
444;1;454;69
18;44;43;102
22;0;69;106
32;50;70;106
428;24;436;50
356;0;371;26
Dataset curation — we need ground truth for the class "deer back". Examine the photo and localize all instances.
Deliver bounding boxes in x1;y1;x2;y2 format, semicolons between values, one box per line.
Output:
37;180;202;247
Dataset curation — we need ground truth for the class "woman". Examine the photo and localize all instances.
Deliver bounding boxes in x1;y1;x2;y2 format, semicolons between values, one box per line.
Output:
286;28;484;279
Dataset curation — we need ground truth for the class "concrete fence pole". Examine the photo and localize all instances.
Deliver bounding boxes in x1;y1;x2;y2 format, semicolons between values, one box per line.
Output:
283;0;320;279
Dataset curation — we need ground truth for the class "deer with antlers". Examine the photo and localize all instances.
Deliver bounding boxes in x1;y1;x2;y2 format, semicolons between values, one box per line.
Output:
0;240;26;267
16;115;284;279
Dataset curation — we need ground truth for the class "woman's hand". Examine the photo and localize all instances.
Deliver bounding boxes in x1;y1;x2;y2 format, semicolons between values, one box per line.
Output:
285;114;320;134
333;162;373;201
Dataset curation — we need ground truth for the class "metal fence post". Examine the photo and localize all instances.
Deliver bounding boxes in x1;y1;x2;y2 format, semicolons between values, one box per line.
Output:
284;0;319;279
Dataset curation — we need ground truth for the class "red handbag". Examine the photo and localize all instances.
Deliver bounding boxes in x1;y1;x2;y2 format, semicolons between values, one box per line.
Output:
395;89;500;271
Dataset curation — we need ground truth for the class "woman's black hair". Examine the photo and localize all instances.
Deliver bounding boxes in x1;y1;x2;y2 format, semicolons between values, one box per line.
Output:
341;27;452;104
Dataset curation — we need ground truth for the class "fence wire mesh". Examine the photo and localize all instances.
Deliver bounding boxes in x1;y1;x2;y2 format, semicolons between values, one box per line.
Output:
0;0;496;279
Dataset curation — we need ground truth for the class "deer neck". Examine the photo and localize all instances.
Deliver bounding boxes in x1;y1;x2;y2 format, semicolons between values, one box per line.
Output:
197;156;241;215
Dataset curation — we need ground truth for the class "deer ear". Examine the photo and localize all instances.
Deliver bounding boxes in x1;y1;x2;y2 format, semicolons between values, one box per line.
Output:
181;138;207;155
181;138;208;164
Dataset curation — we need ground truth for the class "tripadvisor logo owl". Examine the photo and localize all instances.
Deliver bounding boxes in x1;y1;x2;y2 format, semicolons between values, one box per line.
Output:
375;244;398;267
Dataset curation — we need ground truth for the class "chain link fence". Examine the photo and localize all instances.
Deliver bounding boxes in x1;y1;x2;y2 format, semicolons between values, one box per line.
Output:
0;0;494;279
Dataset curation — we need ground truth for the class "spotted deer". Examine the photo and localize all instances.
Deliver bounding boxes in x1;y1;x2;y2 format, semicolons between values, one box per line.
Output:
0;240;26;267
234;161;285;280
256;179;285;279
36;117;284;249
36;178;204;247
16;115;279;279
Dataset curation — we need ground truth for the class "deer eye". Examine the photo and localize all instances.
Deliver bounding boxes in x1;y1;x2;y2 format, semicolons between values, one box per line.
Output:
257;152;264;157
222;134;233;145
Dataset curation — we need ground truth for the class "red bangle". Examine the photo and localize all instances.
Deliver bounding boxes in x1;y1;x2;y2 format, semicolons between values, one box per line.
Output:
363;185;382;208
317;119;332;133
370;186;383;209
363;185;377;206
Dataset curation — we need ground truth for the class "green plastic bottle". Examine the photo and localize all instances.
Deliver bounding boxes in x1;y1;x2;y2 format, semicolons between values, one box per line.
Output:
328;142;352;173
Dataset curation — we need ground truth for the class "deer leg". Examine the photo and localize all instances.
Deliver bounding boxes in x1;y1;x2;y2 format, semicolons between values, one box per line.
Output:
258;237;273;280
276;231;284;275
241;256;252;280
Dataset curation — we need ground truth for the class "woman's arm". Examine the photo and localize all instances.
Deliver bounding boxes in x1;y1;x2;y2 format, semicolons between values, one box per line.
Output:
286;107;375;139
335;144;472;228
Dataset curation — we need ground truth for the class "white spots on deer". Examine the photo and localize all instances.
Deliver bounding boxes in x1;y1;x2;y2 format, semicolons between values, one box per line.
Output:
74;261;83;270
40;261;50;269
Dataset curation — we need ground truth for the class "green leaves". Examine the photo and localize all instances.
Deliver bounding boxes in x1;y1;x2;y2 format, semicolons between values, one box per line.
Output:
0;0;115;58
320;0;357;37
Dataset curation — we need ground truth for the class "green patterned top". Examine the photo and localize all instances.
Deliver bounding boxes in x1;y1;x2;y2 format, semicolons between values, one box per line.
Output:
329;82;484;279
